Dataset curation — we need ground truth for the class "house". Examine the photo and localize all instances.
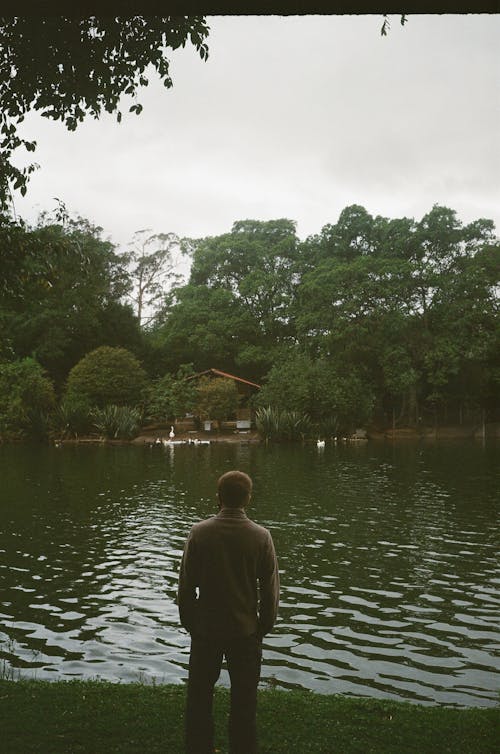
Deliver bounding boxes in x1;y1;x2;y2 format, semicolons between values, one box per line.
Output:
186;368;261;429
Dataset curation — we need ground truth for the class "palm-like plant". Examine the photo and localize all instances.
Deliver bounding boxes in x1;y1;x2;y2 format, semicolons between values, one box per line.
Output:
92;405;142;439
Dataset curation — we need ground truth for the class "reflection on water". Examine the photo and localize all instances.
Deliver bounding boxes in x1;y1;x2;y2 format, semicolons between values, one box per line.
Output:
0;441;499;707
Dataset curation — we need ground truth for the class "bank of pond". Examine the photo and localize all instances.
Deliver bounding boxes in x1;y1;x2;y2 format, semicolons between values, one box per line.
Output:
1;680;498;753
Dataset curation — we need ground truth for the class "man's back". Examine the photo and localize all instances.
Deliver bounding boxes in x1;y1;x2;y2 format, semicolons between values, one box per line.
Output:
178;470;279;754
178;507;279;639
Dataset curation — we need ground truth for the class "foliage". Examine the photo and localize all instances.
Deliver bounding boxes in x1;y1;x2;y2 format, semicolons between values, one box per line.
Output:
257;352;375;435
255;406;312;442
1;203;498;440
146;365;197;422
195;377;240;428
122;230;184;326
150;219;300;381
0;213;142;387
53;394;93;439
149;204;499;430
65;346;148;408
381;14;408;36
92;405;142;440
318;414;342;439
0;16;209;208
295;204;499;427
0;358;55;441
150;284;259;377
189;219;298;345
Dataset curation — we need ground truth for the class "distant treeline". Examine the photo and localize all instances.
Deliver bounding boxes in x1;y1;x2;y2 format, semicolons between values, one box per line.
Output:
1;204;498;440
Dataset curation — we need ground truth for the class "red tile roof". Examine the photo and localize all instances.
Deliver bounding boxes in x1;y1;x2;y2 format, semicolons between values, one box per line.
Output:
186;368;261;389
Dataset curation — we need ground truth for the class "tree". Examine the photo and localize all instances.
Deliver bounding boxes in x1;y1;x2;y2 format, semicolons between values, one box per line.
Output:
65;346;148;408
149;218;301;381
0;16;209;209
257;351;374;434
295;204;499;428
146;364;198;423
189;219;299;345
0;214;140;386
318;204;376;260
123;230;184;326
149;284;259;377
0;358;55;441
195;377;240;430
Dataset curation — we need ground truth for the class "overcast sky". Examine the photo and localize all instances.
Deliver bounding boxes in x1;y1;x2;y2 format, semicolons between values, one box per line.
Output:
11;14;500;253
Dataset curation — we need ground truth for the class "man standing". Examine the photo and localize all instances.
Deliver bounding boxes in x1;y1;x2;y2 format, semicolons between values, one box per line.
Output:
178;470;279;754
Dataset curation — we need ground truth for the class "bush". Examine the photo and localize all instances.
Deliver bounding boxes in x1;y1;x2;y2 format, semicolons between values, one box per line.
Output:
255;406;280;441
0;358;55;441
145;365;197;423
318;414;340;439
258;352;375;435
195;377;240;429
54;394;93;438
92;405;142;439
255;406;312;442
65;346;148;408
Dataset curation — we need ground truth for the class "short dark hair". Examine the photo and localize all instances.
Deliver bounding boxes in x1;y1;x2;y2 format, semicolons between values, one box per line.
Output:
217;470;252;508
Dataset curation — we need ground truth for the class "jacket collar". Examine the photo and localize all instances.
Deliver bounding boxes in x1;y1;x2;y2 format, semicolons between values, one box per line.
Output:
216;507;247;518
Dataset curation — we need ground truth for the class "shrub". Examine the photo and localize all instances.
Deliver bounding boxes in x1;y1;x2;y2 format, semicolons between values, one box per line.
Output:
92;405;142;439
65;346;148;408
318;415;340;439
255;406;312;442
195;377;240;429
255;406;280;442
54;394;93;438
0;358;55;441
145;366;197;423
258;352;375;435
280;410;312;441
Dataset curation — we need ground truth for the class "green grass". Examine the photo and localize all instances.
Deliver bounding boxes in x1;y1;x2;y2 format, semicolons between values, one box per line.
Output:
0;679;498;753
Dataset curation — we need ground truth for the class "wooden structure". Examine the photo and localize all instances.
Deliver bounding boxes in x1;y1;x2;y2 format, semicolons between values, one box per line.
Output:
186;368;261;429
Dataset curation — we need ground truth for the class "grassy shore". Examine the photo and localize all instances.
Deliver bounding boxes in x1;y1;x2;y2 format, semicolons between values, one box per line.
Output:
1;680;498;753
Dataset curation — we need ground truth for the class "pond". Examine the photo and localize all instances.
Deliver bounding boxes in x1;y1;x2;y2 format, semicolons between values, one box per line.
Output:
0;440;498;707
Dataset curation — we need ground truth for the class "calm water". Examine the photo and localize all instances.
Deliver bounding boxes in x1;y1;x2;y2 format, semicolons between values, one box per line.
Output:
0;441;499;707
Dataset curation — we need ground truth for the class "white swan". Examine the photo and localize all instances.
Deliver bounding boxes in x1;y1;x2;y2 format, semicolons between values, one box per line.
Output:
169;425;175;440
317;439;325;448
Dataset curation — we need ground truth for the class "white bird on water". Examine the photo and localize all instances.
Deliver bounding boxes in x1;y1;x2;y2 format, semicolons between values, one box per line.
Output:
169;426;175;441
317;439;325;448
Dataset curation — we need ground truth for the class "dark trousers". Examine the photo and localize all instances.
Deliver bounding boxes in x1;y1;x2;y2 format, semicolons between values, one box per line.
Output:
185;633;262;754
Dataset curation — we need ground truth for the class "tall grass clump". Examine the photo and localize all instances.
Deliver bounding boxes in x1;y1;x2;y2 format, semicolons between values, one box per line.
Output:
92;405;142;440
54;395;92;438
255;406;312;442
318;414;340;439
255;406;280;442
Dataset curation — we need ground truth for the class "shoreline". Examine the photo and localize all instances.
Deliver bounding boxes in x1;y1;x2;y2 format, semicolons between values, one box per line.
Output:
51;422;499;446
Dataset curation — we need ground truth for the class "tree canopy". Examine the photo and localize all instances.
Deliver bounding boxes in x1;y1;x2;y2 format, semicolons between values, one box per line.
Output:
1;202;498;439
0;358;55;441
0;214;142;386
0;16;209;209
151;204;499;432
122;230;184;326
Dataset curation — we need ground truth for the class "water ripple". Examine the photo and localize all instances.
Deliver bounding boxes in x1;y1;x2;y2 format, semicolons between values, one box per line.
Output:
0;442;498;705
